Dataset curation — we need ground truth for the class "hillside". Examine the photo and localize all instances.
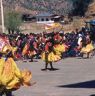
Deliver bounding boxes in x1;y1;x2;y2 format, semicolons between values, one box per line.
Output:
3;0;73;15
85;0;95;17
0;0;95;34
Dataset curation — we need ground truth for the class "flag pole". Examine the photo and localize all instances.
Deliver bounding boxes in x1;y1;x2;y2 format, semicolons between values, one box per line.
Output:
1;0;5;33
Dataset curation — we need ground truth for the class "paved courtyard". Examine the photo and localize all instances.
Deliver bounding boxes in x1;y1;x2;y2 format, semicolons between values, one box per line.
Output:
13;57;95;96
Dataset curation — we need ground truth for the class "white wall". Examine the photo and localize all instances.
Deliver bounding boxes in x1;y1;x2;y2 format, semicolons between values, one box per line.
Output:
36;17;54;24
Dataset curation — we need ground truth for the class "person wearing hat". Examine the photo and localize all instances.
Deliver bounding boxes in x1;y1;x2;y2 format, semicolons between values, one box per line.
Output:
0;51;32;96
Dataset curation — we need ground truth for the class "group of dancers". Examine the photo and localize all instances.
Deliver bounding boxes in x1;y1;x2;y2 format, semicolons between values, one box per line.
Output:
0;27;95;95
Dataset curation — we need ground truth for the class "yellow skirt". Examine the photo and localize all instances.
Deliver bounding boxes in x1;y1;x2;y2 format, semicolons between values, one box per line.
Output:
41;52;61;62
53;47;61;56
58;44;66;52
53;44;66;56
21;70;32;87
81;43;94;53
0;58;21;89
0;58;32;89
22;44;29;56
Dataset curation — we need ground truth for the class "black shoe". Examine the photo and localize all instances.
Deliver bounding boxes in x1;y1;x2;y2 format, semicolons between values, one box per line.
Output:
41;68;47;71
49;68;55;71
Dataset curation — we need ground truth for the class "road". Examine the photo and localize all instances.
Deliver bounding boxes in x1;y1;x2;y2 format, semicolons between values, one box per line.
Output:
13;57;95;96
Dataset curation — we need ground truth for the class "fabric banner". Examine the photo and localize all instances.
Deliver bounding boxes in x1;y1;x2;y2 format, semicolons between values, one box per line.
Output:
45;23;62;30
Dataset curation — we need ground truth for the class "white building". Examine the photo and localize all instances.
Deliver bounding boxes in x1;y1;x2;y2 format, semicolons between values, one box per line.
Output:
36;12;54;24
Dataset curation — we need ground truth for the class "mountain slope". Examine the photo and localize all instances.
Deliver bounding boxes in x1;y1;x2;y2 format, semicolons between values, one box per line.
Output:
3;0;73;15
85;0;95;16
2;0;95;16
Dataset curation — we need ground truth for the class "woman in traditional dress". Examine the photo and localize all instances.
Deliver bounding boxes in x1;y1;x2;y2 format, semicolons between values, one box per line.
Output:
28;39;38;62
0;51;32;96
41;40;61;71
81;33;94;58
22;41;30;61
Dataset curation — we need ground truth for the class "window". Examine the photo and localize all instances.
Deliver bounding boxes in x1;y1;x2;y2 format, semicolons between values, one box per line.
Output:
41;18;44;21
46;18;49;21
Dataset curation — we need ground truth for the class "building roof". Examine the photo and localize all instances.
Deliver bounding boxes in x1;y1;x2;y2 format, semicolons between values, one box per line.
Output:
36;12;53;17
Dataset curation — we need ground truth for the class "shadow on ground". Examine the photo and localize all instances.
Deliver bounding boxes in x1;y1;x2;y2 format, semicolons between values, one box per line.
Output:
41;68;60;71
57;80;95;88
90;95;95;96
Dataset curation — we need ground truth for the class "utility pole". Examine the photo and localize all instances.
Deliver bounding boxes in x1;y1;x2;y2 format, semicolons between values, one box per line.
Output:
1;0;4;33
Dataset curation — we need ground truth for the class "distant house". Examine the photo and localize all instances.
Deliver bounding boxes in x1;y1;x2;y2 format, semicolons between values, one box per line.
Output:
22;13;36;22
36;12;64;24
36;12;54;23
53;15;64;22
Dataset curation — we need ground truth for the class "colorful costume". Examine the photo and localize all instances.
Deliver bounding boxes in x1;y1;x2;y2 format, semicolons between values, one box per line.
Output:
41;42;61;62
81;43;94;53
22;43;29;56
53;44;66;56
0;57;22;89
0;57;32;91
42;52;61;62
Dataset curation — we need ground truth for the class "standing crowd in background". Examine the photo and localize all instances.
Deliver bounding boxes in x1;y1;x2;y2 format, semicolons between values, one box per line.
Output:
0;27;94;61
0;26;95;96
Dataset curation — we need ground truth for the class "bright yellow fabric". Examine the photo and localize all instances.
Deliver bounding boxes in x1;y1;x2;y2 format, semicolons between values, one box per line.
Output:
58;44;66;52
0;58;22;89
0;58;5;85
21;70;32;86
22;44;28;56
2;45;12;53
2;45;17;56
48;52;61;62
41;52;46;61
81;43;94;53
53;44;65;56
45;23;62;30
41;52;61;62
0;57;32;89
12;47;17;56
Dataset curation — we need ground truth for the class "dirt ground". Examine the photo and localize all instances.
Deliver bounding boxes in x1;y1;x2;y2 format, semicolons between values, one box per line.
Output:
20;17;90;34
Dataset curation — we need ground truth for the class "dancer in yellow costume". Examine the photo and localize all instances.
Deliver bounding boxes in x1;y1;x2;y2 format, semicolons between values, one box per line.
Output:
22;43;29;55
41;42;61;71
0;51;32;96
81;42;94;58
81;43;94;53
